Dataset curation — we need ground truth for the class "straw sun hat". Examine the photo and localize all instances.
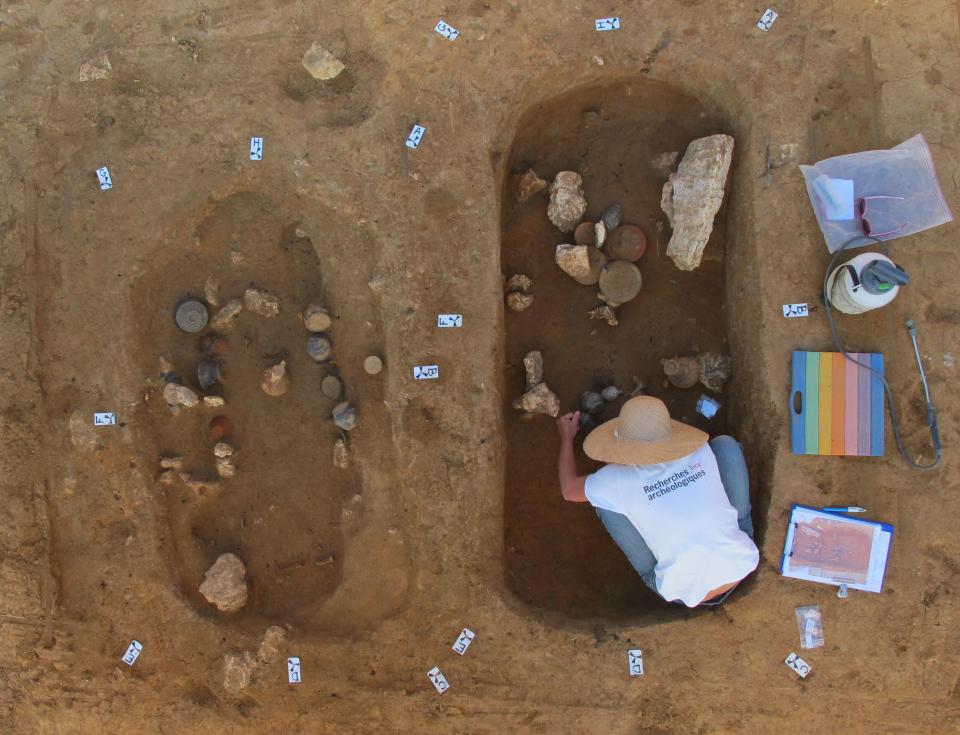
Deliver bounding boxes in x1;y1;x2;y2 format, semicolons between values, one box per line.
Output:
583;396;708;465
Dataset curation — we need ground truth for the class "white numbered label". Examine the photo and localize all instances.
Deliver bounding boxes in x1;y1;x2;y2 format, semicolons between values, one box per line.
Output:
250;137;263;161
434;20;460;40
121;640;143;666
94;412;117;426
96;167;113;190
757;8;778;31
437;314;463;328
427;666;449;693
785;652;811;678
595;17;621;31
288;656;301;683
782;303;809;318
406;124;426;149
452;627;475;655
628;649;644;676
413;365;439;380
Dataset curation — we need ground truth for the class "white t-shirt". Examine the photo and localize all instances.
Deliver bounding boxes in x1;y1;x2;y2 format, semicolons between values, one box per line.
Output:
584;443;759;607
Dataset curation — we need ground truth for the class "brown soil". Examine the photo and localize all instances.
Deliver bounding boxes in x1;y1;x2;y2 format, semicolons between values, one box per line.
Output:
1;2;959;733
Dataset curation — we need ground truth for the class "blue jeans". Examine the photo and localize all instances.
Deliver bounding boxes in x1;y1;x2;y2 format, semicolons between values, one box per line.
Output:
596;436;754;606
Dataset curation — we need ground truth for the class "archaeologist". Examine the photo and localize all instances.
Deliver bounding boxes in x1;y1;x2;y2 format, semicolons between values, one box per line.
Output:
556;396;759;607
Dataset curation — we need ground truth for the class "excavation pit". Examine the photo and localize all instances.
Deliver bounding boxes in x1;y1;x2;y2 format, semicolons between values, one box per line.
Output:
501;79;753;621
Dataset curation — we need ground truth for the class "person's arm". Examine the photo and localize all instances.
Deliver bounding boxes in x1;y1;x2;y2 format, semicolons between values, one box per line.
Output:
556;411;588;502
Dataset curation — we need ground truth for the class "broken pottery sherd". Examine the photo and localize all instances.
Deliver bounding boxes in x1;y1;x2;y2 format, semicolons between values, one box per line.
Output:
598;261;642;306
332;401;358;431
697;352;732;392
260;361;290;397
662;357;701;389
581;391;604;415
321;374;343;400
606;225;647;262
303;303;332;332
307;333;333;363
197;359;223;391
574;221;596;246
175;298;209;333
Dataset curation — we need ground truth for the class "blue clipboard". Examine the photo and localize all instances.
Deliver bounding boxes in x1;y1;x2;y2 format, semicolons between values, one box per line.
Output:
781;503;894;592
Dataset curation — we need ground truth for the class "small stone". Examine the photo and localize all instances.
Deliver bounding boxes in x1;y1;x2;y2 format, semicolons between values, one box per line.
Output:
651;152;680;177
601;203;622;231
256;626;287;665
333;438;350;469
213;442;234;458
547;172;587;233
209;299;243;330
601;386;623;402
321;374;343;400
260;361;290;397
204;276;220;307
199;553;248;613
697;352;732;392
303;303;332;332
197;359;222;391
243;288;280;317
587;305;619;327
159;456;184;470
216;456;237;479
158;469;176;486
163;383;200;408
302;42;345;80
363;355;383;375
222;650;257;693
333;401;358;431
594;221;607;247
78;52;112;82
203;395;226;408
514;168;548;202
523;351;544;388
507;292;534;312
630;377;646;396
555;244;592;280
505;274;533;293
512;382;560;417
307;333;333;363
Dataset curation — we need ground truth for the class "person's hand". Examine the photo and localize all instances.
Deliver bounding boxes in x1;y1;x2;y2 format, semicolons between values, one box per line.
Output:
556;411;581;443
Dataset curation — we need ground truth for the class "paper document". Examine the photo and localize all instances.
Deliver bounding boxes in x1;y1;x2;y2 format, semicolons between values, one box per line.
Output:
781;505;892;593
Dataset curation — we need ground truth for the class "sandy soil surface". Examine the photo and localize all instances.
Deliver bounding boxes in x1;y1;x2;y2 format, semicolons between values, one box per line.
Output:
0;1;958;733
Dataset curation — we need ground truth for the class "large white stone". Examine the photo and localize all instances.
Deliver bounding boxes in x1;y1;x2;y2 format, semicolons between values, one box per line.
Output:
661;134;734;271
199;553;248;613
